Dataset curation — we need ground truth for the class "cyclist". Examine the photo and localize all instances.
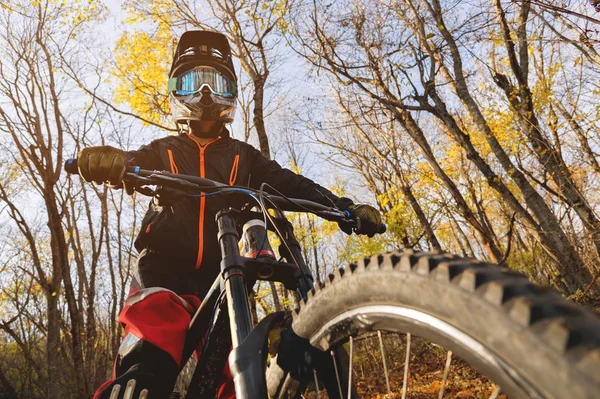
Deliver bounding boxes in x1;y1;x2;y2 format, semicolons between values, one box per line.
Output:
78;30;382;399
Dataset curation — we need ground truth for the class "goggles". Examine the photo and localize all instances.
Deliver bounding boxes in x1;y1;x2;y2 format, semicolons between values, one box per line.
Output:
168;66;237;98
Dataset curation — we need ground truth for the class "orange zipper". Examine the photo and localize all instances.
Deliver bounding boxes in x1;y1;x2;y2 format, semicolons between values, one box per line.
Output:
186;134;221;269
229;154;240;186
167;148;179;174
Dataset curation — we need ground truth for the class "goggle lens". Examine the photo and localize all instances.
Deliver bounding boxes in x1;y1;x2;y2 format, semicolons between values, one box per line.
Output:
168;67;236;97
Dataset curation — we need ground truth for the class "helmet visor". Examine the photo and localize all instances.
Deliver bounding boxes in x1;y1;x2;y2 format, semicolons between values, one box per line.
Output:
168;66;236;98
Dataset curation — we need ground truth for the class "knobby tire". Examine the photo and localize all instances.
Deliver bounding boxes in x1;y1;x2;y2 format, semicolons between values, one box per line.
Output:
285;251;600;399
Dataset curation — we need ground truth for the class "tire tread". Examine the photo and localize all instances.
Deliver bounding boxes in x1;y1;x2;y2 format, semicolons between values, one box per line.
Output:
294;250;600;365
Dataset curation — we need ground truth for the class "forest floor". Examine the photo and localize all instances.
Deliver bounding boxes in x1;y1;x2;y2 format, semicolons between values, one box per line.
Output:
353;355;503;399
329;333;504;399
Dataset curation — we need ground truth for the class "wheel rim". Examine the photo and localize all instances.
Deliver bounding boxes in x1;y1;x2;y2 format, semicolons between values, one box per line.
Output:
307;305;543;399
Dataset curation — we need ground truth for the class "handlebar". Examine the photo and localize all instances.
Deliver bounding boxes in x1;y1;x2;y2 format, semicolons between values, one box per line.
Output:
64;158;387;234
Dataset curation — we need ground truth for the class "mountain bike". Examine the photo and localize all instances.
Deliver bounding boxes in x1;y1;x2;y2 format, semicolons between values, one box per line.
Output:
65;159;600;399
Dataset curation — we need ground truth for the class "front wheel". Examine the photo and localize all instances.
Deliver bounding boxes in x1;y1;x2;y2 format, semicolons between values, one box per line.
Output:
281;251;600;399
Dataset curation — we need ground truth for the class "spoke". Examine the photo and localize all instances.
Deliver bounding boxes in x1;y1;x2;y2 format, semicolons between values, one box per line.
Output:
401;333;411;399
313;368;321;399
489;385;501;399
377;330;392;396
330;350;344;399
347;336;354;399
438;350;453;399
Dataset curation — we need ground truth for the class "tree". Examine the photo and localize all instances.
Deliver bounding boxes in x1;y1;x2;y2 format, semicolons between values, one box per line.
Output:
289;0;600;297
0;1;142;396
302;88;442;251
290;0;506;262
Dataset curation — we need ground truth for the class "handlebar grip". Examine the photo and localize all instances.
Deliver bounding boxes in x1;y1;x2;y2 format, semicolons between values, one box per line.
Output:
65;158;78;174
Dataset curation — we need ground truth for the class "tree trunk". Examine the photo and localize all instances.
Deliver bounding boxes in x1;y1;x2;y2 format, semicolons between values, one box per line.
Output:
248;289;259;326
400;181;441;251
253;77;271;159
553;101;600;178
45;188;89;399
269;282;283;311
0;365;17;399
495;70;600;270
249;75;285;310
393;107;502;261
46;291;61;399
423;0;590;293
449;212;474;258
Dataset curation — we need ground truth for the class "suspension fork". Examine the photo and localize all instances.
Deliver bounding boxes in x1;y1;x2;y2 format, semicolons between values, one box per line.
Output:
216;209;321;399
216;209;253;347
217;209;270;399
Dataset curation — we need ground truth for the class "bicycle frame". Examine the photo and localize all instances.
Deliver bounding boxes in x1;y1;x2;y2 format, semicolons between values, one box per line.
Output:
178;207;316;399
63;159;360;399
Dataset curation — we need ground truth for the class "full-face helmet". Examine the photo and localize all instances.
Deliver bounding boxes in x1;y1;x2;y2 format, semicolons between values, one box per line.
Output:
168;31;237;126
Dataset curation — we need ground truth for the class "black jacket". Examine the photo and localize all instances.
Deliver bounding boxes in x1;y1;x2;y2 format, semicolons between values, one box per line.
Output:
127;132;340;293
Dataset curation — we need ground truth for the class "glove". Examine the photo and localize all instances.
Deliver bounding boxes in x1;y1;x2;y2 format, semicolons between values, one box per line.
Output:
78;145;127;186
336;198;382;237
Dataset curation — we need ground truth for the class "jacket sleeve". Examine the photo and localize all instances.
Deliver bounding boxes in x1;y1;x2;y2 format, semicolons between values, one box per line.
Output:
246;144;342;208
125;139;164;171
